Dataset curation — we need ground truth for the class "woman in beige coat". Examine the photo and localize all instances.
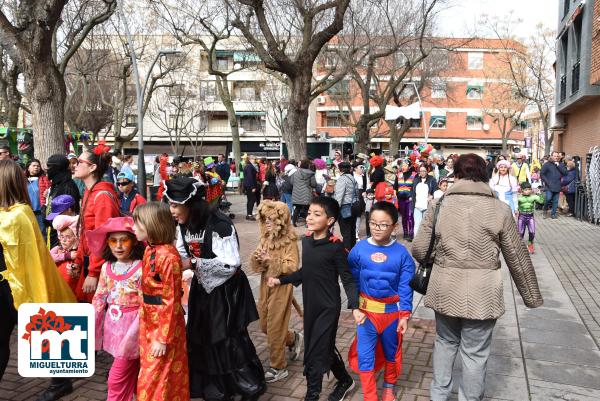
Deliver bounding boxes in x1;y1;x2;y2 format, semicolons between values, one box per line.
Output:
412;154;543;401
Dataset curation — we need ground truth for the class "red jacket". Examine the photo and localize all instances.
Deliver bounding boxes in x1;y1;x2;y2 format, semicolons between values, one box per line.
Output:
38;175;50;206
75;182;120;280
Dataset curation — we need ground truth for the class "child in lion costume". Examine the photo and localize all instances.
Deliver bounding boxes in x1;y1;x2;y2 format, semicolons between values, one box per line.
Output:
250;200;303;383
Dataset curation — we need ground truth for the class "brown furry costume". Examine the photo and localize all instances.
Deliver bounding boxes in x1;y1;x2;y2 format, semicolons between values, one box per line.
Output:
250;200;300;369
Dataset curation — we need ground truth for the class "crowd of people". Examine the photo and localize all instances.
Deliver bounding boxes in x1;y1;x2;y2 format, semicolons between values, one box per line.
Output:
0;141;556;401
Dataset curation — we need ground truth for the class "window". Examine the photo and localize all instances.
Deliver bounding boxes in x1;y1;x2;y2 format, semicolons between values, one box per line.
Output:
325;111;350;127
409;118;422;128
234;82;262;101
216;57;229;71
467;114;483;130
429;115;446;129
169;114;179;129
328;80;350;97
324;51;339;67
125;114;137;127
369;81;378;97
515;120;528;131
468;52;483;70
431;80;447;99
563;0;570;18
466;84;483;100
395;52;407;67
199;81;217;100
239;116;265;132
431;49;449;69
169;84;185;97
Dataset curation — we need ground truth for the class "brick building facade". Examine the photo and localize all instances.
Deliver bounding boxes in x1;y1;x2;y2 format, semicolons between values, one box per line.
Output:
556;0;600;171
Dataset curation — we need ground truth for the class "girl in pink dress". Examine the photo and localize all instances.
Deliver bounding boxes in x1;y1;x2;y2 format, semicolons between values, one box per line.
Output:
90;217;145;401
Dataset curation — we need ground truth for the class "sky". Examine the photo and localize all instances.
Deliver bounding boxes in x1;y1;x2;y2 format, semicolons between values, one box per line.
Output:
437;0;559;39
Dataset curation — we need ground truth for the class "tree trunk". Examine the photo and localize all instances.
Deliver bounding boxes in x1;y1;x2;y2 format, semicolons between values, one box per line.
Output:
502;136;508;154
217;76;241;167
387;119;410;158
26;62;67;166
6;66;21;128
354;117;370;155
284;73;311;160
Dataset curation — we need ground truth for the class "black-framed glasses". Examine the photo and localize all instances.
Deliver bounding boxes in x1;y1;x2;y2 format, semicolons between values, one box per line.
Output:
369;221;393;231
117;181;131;186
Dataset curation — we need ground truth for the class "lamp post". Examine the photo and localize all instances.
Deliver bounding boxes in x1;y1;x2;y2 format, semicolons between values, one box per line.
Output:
118;0;181;197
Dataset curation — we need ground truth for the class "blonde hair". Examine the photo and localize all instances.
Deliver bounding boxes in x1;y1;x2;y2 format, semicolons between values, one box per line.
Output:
0;160;32;209
133;202;176;245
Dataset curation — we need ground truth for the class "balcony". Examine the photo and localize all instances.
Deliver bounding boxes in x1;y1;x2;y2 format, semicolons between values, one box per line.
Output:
559;75;567;103
571;61;580;94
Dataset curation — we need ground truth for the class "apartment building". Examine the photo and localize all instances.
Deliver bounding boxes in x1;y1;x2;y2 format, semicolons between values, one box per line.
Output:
312;38;527;158
555;0;600;170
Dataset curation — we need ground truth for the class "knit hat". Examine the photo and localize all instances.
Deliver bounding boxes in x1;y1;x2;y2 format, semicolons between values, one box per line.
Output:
496;160;511;169
163;177;205;204
313;158;327;169
46;195;76;221
47;154;69;170
86;217;136;258
52;215;79;234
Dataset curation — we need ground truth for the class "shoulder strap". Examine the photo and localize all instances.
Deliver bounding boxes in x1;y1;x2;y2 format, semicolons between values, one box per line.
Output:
424;197;443;263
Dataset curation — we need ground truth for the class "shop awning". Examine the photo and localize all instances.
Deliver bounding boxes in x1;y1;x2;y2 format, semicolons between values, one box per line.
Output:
235;111;266;117
233;52;261;62
215;50;234;57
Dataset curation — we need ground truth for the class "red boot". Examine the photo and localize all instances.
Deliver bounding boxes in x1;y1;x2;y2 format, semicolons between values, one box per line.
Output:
528;242;535;254
358;371;378;401
381;387;395;401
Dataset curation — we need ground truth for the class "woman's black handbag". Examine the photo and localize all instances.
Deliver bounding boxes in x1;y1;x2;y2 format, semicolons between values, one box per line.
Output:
410;198;443;295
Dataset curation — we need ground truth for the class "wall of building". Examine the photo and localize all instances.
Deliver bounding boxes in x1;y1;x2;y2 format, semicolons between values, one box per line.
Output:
559;96;600;170
590;0;600;84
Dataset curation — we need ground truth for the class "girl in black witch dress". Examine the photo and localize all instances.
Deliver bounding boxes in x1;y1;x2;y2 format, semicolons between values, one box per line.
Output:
163;177;265;401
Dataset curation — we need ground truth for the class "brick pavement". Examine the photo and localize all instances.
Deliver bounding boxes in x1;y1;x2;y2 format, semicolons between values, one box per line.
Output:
3;195;600;401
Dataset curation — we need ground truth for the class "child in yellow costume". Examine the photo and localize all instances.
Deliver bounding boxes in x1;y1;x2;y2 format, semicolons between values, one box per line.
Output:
250;200;303;383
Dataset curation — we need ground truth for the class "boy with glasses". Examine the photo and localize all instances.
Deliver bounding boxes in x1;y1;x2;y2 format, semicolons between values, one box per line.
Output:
117;170;146;216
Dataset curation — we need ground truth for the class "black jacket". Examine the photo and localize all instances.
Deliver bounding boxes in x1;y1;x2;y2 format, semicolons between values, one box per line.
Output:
280;233;358;375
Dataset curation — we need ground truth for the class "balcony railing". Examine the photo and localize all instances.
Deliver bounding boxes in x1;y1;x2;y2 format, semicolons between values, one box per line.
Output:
560;75;567;103
572;61;580;94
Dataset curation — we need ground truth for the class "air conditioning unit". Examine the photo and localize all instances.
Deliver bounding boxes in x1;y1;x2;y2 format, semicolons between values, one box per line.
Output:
550;106;566;129
319;131;328;140
317;96;326;104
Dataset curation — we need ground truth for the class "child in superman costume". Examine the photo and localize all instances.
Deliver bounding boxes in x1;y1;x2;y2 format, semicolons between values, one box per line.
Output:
347;201;415;401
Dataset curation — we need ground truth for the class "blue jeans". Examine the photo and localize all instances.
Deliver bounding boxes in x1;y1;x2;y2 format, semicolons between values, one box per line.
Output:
281;192;293;214
544;190;560;217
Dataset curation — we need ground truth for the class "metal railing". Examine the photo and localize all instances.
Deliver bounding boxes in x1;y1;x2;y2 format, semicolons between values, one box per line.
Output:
572;61;580;94
574;182;590;221
560;75;567;103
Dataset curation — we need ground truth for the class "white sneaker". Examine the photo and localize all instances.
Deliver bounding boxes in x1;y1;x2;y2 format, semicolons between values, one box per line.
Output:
289;331;304;361
265;367;289;383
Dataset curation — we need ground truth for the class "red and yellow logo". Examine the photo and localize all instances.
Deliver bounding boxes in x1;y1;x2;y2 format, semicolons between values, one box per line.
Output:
370;252;387;263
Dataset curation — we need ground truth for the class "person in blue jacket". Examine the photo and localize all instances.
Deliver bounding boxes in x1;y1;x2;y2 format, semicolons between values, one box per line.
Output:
347;201;415;401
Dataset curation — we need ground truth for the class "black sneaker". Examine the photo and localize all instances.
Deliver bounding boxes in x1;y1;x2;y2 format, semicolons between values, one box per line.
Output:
246;215;256;221
328;379;355;401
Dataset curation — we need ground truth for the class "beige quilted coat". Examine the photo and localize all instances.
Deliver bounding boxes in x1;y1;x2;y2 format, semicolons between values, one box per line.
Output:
412;179;543;320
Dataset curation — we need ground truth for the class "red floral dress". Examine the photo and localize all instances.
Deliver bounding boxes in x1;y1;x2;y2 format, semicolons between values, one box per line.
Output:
137;244;189;401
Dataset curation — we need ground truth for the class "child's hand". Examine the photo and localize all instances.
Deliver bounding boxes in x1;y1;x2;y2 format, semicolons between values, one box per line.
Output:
150;340;167;358
353;309;366;325
70;251;78;260
267;277;280;287
83;276;98;293
182;269;194;282
261;252;271;263
397;317;409;334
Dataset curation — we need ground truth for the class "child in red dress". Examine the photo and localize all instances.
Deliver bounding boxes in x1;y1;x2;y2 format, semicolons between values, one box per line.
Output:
50;215;80;294
133;202;189;401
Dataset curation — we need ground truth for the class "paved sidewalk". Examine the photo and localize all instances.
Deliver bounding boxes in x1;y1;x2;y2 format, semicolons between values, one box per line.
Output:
2;196;600;401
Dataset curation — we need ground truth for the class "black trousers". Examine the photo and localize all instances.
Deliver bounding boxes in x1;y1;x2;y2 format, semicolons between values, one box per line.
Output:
0;280;17;381
292;204;308;225
246;188;256;216
338;215;357;250
305;347;351;396
566;193;575;214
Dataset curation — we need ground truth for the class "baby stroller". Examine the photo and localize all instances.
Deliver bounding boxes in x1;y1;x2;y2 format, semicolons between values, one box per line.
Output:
218;192;235;220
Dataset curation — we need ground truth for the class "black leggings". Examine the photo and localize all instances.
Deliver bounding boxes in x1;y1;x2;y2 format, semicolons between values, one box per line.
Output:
292;204;309;225
338;215;357;250
0;280;17;381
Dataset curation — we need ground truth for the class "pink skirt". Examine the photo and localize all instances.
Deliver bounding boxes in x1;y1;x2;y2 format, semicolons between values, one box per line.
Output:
97;305;140;359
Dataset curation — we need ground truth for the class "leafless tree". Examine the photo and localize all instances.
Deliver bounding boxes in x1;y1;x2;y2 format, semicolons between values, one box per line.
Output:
0;0;116;164
325;0;446;154
227;0;352;159
149;77;210;159
0;49;21;128
485;15;555;155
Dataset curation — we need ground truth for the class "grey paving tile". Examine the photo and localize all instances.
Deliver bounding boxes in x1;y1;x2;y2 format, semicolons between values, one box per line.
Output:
518;316;589;334
517;307;582;323
490;339;522;358
486;355;525;377
484;374;528;400
520;328;598;350
522;342;600;369
526;359;600;390
529;379;600;401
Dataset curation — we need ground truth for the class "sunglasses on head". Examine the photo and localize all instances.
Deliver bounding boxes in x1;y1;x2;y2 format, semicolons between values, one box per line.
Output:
117;181;132;186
